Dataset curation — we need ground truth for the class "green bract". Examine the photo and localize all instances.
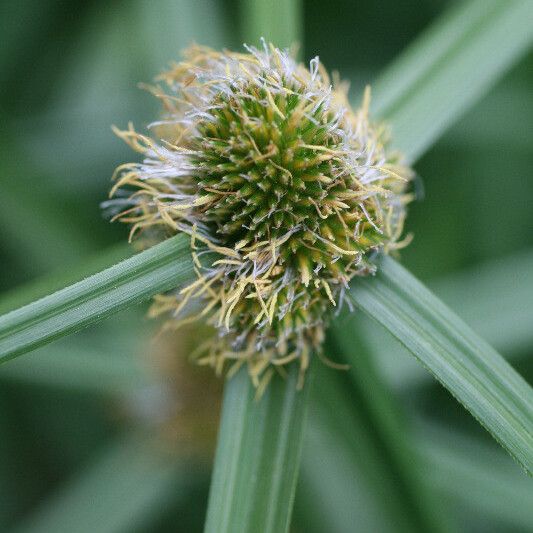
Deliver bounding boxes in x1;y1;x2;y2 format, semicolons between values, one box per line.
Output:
107;41;413;387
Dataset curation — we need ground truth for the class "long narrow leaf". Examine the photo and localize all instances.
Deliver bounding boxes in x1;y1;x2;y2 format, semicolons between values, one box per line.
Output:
366;248;533;390
0;243;131;315
5;248;532;395
0;235;193;363
373;0;533;161
204;364;312;533
348;256;533;473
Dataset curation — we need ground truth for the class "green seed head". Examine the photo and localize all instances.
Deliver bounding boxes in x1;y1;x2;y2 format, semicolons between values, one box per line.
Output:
106;41;413;388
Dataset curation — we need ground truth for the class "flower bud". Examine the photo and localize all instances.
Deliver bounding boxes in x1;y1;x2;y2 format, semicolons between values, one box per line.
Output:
106;41;413;389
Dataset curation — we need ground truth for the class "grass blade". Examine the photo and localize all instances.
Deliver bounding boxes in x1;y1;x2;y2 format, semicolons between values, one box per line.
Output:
4;247;532;397
204;364;312;533
0;235;193;363
348;255;533;473
0;243;131;316
367;248;533;390
373;0;533;161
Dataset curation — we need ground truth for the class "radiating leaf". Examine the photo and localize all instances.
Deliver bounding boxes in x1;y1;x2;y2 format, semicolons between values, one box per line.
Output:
204;364;312;533
0;243;131;316
368;248;533;390
5;248;532;397
373;0;533;161
347;256;533;473
0;235;193;363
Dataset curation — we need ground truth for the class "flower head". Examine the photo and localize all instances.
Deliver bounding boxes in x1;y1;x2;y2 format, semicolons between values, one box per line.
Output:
106;41;412;388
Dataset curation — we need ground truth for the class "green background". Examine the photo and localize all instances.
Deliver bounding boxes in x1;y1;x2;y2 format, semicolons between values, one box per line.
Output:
0;0;532;531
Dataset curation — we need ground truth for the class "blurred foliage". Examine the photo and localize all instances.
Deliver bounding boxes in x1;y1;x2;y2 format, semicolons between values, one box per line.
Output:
0;0;532;531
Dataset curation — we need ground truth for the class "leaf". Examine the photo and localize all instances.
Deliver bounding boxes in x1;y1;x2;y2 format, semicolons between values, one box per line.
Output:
204;364;312;533
365;248;533;390
0;243;131;315
0;235;193;363
5;248;532;399
373;0;533;161
347;255;533;473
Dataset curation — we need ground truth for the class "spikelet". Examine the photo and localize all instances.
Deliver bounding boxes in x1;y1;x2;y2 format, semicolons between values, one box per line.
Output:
104;41;413;387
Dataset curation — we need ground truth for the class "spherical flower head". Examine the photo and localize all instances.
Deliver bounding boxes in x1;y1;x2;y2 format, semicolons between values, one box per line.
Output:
106;41;413;389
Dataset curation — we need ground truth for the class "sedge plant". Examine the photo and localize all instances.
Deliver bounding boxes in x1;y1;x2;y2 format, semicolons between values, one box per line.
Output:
0;1;532;532
104;41;413;390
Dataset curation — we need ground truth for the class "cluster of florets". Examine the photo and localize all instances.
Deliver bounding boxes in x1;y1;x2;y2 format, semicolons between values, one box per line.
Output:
106;41;412;389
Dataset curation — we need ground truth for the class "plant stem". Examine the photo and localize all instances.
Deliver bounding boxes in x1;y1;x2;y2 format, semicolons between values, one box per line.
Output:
239;0;302;50
204;363;313;533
